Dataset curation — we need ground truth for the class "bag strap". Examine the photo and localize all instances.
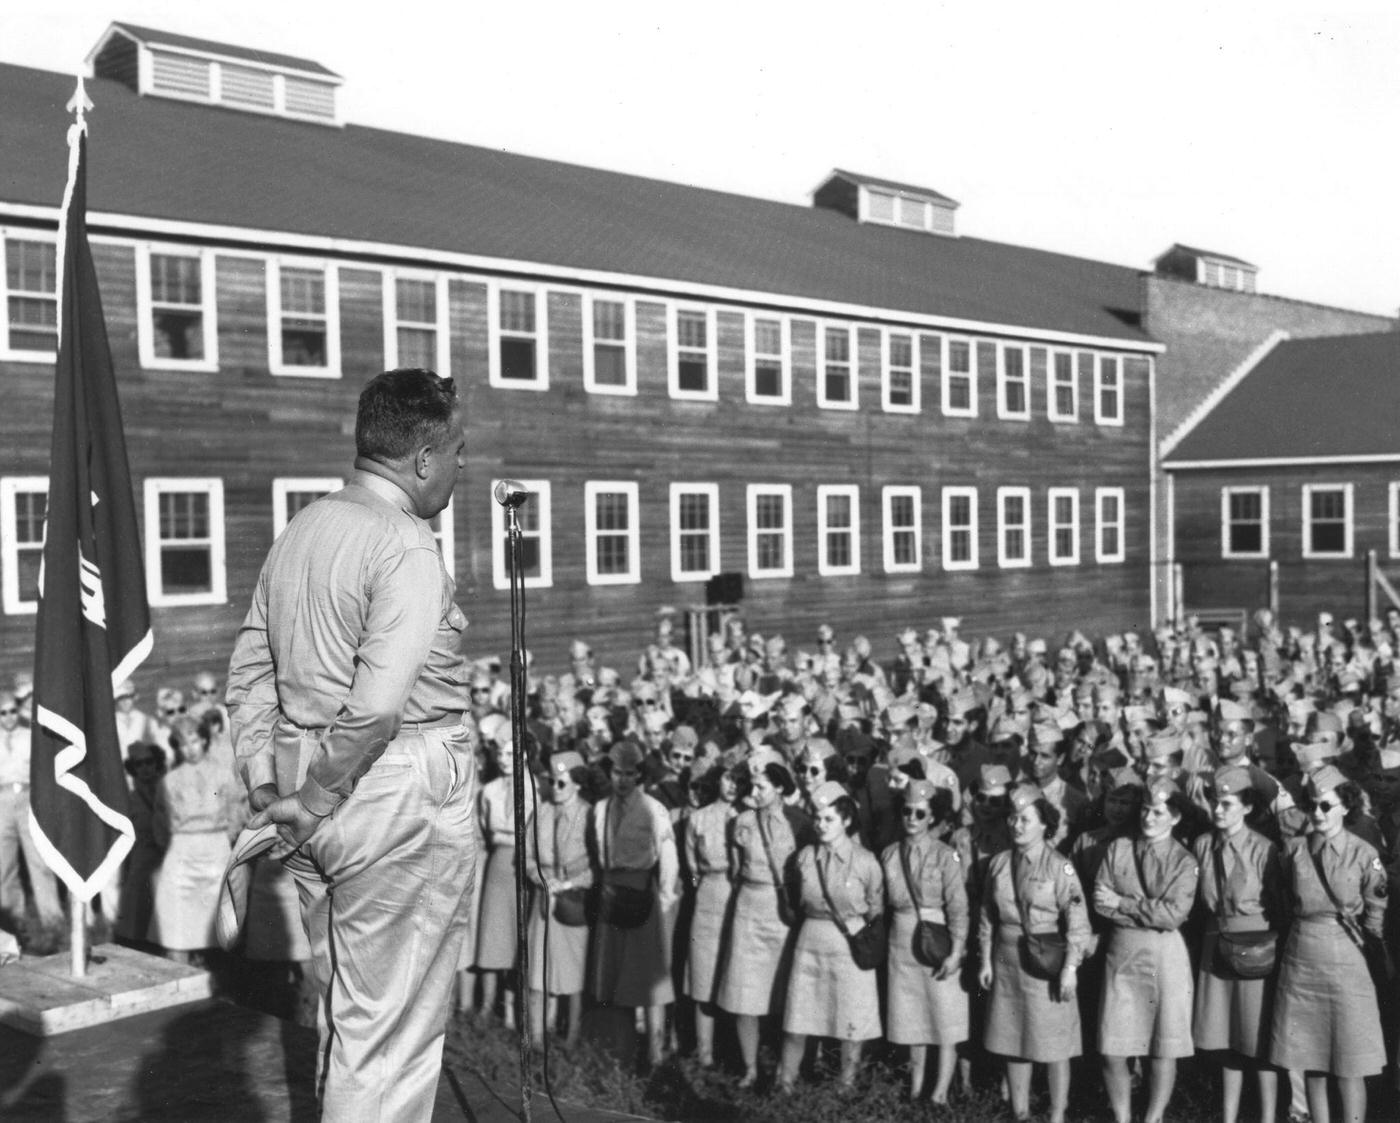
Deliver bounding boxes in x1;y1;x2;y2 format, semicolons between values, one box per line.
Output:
756;810;786;888
1308;843;1366;950
1132;839;1152;901
1211;841;1230;922
1010;849;1033;932
814;847;843;923
899;840;925;912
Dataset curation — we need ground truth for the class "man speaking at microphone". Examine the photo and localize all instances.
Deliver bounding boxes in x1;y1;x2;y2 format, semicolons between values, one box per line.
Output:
227;368;476;1120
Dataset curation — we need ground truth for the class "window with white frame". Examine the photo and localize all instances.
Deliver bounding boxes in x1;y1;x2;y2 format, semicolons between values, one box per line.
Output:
491;479;552;589
584;482;640;585
996;486;1031;568
818;324;856;409
669;306;716;400
1095;487;1126;563
1390;483;1400;559
1047;487;1080;566
272;477;342;538
998;344;1030;420
817;485;860;576
1221;486;1268;559
941;487;978;570
1303;483;1352;558
882;486;922;573
1095;354;1123;425
136;246;217;371
2;234;57;358
489;285;547;389
143;479;226;606
385;273;445;373
267;260;339;377
584;295;635;394
1049;350;1078;422
942;337;976;416
670;483;719;581
883;331;918;412
747;485;793;578
1;477;46;614
746;314;789;404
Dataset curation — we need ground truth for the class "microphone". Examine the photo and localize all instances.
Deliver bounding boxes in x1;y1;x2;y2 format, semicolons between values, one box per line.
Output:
493;479;532;509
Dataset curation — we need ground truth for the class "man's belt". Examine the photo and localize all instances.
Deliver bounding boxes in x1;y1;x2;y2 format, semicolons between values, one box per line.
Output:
399;714;467;733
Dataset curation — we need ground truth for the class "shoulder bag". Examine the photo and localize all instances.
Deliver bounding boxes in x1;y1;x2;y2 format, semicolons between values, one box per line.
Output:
900;841;953;969
1210;841;1276;979
551;807;590;927
1014;850;1067;981
597;798;655;930
816;847;885;971
1309;843;1388;986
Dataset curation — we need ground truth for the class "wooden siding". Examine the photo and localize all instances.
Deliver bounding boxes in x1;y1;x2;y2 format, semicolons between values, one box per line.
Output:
1;240;1153;691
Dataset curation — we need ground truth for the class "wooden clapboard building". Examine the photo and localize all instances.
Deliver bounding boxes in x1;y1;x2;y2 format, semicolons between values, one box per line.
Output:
0;23;1161;684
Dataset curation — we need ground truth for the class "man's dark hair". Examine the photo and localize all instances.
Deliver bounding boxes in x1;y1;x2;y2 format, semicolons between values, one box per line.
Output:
355;369;458;461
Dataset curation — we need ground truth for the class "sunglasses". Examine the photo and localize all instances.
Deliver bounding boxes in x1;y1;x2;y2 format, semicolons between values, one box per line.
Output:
1303;797;1341;814
802;765;824;776
197;688;217;696
0;708;17;716
670;753;694;766
901;807;929;820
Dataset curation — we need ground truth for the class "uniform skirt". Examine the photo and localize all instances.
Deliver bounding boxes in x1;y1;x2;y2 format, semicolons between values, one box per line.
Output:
149;830;230;950
684;871;732;1004
1193;924;1275;1056
476;844;518;970
984;929;1081;1062
782;916;881;1041
527;889;588;995
590;873;674;1008
1099;926;1194;1058
886;908;968;1045
1269;917;1385;1077
716;879;794;1016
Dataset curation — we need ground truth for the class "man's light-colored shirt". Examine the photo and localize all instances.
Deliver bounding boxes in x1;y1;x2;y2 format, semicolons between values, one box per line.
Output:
0;725;31;787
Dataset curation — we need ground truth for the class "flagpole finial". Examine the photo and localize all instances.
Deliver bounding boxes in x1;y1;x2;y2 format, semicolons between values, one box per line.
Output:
66;76;93;131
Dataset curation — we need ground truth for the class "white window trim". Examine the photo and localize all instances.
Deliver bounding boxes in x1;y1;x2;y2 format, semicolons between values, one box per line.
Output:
746;484;794;579
1048;348;1079;423
265;258;341;378
135;243;219;373
583;481;641;586
816;322;858;411
583;293;637;396
382;269;449;376
667;304;717;402
1390;482;1400;560
1047;487;1081;567
1;476;47;615
816;484;861;576
996;343;1031;421
881;329;920;414
1095;486;1126;564
488;282;549;391
1;229;58;361
1302;482;1354;560
491;478;552;589
941;336;977;418
1094;353;1124;426
143;477;227;607
745;312;791;405
1220;485;1270;560
941;486;979;571
881;485;922;573
996;486;1032;569
669;482;720;583
271;477;342;538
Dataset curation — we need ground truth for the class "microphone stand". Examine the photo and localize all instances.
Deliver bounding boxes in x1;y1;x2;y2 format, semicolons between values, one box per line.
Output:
505;502;534;1123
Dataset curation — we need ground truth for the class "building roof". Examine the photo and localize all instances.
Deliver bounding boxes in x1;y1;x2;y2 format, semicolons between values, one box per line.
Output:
823;169;959;207
92;21;341;79
1155;243;1257;270
1164;331;1400;463
0;60;1151;345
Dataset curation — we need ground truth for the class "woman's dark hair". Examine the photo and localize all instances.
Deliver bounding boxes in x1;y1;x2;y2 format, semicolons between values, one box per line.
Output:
690;764;724;806
929;787;956;826
566;765;590;787
830;793;860;835
727;766;752;804
1336;780;1366;817
761;762;796;797
814;751;849;785
355;368;458;461
195;710;222;745
1030;798;1062;838
897;758;926;781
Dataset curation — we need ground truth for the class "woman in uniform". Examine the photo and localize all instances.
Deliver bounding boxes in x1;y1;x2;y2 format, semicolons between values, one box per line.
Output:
1093;774;1199;1123
524;750;593;1048
882;778;969;1104
476;731;527;1026
715;748;809;1087
1192;764;1284;1123
778;781;884;1092
979;784;1090;1123
1270;763;1387;1123
682;759;740;1067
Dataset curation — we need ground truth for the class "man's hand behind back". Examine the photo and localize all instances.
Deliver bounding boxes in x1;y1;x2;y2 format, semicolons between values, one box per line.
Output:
249;792;327;859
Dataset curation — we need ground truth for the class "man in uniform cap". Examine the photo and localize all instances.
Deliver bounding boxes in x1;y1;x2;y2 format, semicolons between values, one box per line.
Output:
1026;723;1088;847
943;689;991;793
1211;699;1280;809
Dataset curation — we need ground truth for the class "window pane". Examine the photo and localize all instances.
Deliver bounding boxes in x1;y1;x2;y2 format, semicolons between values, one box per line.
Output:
677;356;708;392
754;361;782;397
868;191;895;221
754;319;782;355
500;337;536;381
500;290;535;333
153;310;204;360
824;328;849;363
151;254;201;305
677;310;707;350
396;279;435;323
397;327;436;370
161;546;212;593
593;300;626;342
592;344;627;386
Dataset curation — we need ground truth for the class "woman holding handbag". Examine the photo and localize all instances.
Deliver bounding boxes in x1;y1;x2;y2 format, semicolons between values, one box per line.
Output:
881;778;969;1104
777;780;885;1093
1269;763;1388;1123
1191;764;1284;1123
979;784;1090;1123
1093;772;1199;1123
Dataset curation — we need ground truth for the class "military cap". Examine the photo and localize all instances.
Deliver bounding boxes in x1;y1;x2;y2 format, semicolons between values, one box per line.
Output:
811;780;849;812
1212;765;1254;797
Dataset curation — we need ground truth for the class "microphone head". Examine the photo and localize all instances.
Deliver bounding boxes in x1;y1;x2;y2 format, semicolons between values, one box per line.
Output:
494;479;531;508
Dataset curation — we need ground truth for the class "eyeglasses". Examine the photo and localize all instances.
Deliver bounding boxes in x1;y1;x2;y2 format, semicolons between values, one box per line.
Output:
0;708;17;716
197;688;217;697
901;807;929;820
670;753;694;767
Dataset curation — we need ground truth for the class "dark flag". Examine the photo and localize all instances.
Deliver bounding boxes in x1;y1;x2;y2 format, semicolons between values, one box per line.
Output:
30;90;152;900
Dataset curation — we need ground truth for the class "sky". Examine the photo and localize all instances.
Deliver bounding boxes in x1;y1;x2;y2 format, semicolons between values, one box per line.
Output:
4;1;1398;315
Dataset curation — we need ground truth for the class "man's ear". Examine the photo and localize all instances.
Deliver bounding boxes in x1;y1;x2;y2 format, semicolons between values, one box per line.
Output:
414;444;434;479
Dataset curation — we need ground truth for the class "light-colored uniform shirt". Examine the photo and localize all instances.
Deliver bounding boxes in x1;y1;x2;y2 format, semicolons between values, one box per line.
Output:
1192;826;1283;928
979;843;1092;964
1095;835;1199;931
0;724;30;787
226;472;468;817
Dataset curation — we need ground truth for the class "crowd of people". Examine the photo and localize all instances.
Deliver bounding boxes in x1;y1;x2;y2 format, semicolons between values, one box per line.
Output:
452;606;1400;1123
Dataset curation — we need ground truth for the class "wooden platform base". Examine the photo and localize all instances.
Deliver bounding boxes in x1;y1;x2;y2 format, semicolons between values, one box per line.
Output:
0;942;211;1036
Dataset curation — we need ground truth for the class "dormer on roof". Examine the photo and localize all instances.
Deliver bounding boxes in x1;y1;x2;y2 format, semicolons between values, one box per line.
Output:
1153;243;1257;293
812;169;959;236
86;22;343;126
